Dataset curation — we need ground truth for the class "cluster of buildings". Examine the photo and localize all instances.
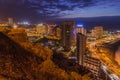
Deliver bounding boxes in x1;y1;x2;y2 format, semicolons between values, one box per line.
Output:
0;18;117;64
27;23;61;40
60;21;87;65
0;19;104;63
36;24;61;37
91;26;103;39
0;18;14;27
0;18;120;79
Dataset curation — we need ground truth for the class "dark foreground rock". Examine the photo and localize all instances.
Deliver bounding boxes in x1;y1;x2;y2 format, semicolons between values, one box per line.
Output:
0;32;90;80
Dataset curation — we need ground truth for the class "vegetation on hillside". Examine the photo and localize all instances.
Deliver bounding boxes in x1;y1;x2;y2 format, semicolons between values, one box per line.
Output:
0;29;90;80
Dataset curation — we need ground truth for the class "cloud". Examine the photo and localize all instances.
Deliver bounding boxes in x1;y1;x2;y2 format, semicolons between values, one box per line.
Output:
0;0;120;22
26;0;95;17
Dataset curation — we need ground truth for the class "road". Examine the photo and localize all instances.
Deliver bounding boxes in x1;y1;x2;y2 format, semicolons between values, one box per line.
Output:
88;34;120;80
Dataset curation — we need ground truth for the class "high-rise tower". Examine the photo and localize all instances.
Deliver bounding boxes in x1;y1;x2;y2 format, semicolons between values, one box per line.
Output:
61;21;75;51
76;33;86;65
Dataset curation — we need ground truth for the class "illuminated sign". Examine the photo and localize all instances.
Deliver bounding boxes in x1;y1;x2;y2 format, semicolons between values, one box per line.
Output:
76;24;83;27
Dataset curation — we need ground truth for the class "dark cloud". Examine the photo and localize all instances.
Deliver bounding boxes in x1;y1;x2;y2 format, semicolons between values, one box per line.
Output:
0;0;120;22
0;0;96;17
25;0;96;17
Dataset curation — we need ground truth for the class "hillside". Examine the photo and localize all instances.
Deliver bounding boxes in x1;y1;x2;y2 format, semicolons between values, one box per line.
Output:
95;40;120;77
0;29;90;80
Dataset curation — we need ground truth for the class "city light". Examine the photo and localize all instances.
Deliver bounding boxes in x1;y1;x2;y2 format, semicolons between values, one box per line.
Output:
17;21;30;25
13;24;17;29
38;23;43;26
76;24;83;27
0;0;119;79
23;21;30;25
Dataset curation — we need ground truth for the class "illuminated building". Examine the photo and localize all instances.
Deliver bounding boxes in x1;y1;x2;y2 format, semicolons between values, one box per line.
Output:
76;24;86;36
0;23;9;32
55;27;61;38
61;21;75;51
92;26;103;39
13;24;18;29
8;18;13;26
48;24;56;35
76;33;86;65
0;23;8;27
91;29;96;37
36;24;48;35
103;30;109;37
0;21;10;31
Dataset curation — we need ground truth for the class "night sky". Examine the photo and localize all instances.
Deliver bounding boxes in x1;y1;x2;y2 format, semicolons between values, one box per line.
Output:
0;0;120;29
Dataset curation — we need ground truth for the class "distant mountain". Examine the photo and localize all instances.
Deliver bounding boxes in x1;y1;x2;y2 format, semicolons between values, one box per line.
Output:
104;39;120;57
74;16;120;30
50;16;120;30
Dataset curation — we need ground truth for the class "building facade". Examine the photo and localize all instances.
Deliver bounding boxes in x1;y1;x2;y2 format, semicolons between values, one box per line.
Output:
76;33;86;65
36;24;48;35
55;27;61;39
92;26;103;39
61;21;75;51
8;18;13;26
76;27;86;36
48;24;56;35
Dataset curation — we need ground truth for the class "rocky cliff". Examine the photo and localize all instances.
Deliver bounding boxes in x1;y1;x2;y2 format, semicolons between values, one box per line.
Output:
0;30;90;80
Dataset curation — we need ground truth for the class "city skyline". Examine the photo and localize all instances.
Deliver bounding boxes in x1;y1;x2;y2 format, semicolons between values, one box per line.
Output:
0;1;120;79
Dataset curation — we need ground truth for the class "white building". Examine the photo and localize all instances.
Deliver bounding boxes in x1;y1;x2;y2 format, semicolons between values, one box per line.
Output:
76;25;86;36
36;24;48;35
92;26;103;39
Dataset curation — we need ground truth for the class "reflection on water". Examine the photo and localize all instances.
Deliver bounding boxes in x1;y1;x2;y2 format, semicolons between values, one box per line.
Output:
115;46;120;65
